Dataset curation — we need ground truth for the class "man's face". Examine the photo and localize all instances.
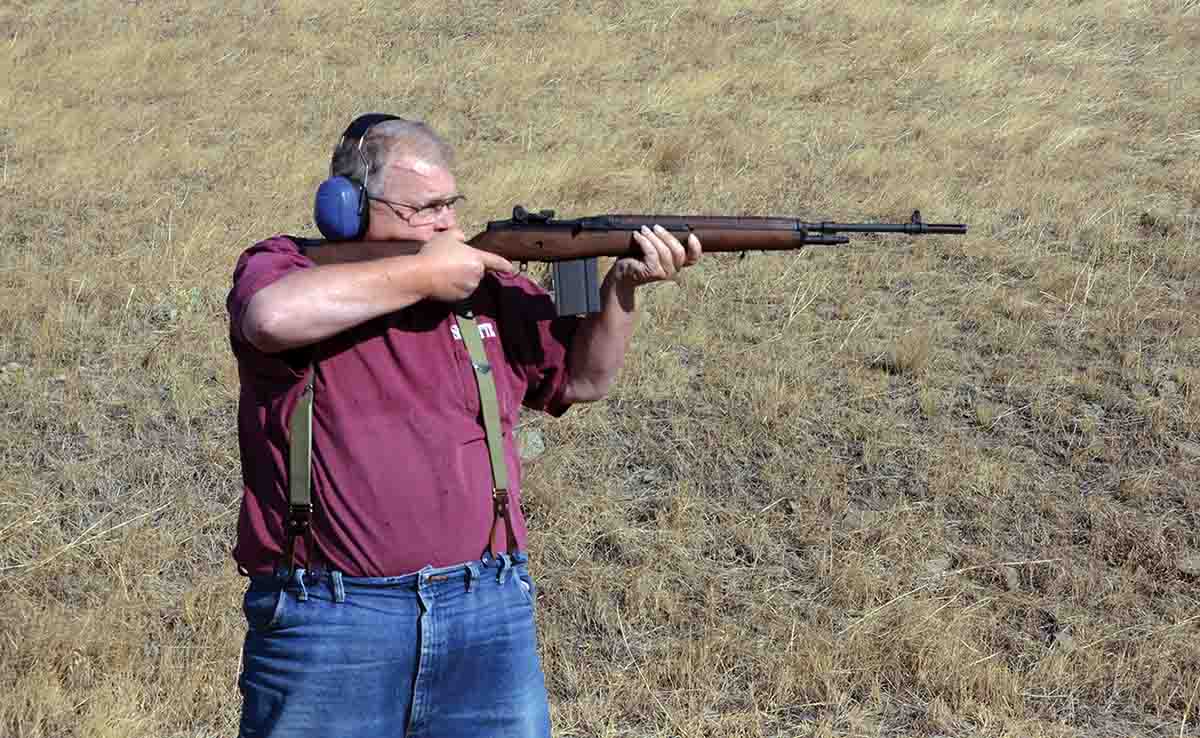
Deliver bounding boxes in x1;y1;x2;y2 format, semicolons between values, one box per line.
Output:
365;155;461;242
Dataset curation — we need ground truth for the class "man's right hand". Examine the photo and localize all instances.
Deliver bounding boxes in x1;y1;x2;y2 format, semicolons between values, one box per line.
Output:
417;230;517;302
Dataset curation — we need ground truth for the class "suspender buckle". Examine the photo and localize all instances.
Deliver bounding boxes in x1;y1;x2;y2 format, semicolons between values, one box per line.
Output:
489;487;519;555
284;503;314;577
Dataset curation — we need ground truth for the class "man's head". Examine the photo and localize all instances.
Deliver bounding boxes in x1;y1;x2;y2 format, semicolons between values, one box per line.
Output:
329;118;463;242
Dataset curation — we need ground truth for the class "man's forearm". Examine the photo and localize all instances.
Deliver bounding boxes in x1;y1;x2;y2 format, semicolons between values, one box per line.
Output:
561;274;638;404
242;255;432;353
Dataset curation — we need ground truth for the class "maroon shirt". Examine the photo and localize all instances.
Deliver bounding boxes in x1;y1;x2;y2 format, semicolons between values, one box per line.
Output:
227;236;578;577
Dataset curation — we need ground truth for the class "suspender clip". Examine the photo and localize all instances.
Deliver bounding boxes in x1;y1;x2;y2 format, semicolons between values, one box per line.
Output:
284;502;314;577
489;487;519;555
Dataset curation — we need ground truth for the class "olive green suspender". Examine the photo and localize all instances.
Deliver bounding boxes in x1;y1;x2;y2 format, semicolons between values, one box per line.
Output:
282;306;515;575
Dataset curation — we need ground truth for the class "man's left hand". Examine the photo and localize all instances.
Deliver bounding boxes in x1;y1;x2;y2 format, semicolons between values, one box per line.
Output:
609;224;702;288
562;224;703;404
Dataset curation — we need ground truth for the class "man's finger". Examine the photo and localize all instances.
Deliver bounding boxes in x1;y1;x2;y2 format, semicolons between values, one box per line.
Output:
653;225;687;270
646;230;676;279
685;233;702;265
658;242;677;279
634;229;665;279
478;249;516;274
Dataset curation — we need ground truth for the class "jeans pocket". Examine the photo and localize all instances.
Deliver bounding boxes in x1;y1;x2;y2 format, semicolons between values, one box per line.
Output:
516;571;536;606
243;586;288;631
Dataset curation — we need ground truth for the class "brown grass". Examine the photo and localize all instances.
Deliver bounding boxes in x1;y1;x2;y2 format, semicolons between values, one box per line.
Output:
2;0;1199;736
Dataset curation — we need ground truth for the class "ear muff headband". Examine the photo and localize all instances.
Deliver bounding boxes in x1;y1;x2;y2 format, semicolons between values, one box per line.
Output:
314;113;404;241
338;113;403;152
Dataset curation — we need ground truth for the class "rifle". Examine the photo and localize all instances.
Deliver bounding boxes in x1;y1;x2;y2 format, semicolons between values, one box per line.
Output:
303;205;968;316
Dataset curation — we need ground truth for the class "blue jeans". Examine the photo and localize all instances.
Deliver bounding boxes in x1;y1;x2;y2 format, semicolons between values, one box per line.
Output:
237;552;551;738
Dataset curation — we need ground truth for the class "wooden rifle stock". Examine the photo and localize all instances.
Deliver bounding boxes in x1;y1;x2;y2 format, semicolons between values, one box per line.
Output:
300;219;837;267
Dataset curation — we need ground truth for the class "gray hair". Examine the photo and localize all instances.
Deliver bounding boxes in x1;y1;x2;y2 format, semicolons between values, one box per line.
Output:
329;119;454;199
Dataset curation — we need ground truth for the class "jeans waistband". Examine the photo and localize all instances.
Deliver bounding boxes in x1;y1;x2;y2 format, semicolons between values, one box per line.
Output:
249;550;529;592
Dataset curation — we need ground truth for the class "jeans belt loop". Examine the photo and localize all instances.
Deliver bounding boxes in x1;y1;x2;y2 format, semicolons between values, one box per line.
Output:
291;567;310;602
497;552;512;584
466;561;481;593
331;570;346;603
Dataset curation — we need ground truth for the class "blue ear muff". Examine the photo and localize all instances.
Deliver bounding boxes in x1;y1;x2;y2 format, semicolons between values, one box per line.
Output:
313;113;404;241
314;176;366;241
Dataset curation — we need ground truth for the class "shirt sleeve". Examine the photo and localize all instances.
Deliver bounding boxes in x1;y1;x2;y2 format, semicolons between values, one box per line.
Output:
226;236;314;381
492;273;580;417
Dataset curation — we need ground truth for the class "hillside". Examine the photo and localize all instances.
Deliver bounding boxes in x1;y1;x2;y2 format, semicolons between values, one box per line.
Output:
1;1;1197;736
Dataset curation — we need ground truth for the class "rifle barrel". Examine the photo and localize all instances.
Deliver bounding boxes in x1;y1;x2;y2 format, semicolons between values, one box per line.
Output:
556;214;967;236
810;222;968;235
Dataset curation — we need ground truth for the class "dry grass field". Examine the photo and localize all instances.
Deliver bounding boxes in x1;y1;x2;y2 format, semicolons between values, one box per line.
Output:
2;0;1199;736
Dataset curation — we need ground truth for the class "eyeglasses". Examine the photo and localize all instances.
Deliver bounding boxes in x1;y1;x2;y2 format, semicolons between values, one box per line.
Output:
368;194;465;227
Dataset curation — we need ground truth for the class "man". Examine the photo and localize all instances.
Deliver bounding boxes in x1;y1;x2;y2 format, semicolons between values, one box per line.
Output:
227;115;701;737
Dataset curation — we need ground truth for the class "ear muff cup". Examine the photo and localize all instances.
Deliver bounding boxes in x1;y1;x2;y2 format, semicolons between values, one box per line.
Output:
314;176;368;241
313;113;404;241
